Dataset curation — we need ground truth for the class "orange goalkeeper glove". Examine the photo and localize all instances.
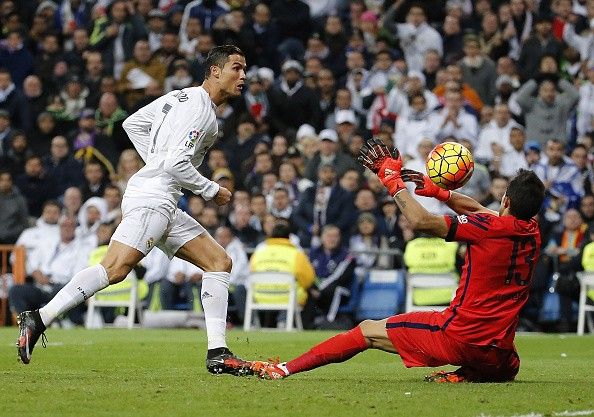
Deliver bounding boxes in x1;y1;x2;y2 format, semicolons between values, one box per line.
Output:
358;138;406;196
400;169;451;202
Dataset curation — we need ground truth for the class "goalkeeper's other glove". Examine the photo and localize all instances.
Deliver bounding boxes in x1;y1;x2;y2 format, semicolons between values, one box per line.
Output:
400;169;451;202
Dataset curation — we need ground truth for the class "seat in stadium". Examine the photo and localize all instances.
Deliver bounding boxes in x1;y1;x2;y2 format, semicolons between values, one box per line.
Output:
243;271;302;331
576;272;594;335
404;273;457;313
355;269;405;321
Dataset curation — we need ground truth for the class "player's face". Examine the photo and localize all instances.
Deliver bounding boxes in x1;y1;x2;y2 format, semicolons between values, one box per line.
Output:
219;54;246;97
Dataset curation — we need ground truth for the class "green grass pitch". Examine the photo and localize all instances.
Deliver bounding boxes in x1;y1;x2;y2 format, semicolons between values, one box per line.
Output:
1;328;593;417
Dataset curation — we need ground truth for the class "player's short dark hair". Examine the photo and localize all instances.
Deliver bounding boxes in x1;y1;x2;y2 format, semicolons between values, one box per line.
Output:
271;223;291;238
506;169;545;220
204;45;244;79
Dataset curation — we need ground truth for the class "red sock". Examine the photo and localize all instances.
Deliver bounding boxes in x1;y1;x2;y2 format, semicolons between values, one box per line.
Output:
285;326;369;375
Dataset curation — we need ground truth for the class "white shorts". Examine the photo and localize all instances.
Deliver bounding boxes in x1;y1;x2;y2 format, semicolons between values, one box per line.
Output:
111;198;205;259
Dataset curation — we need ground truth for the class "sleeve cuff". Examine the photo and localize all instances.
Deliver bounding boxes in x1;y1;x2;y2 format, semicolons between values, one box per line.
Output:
444;215;458;242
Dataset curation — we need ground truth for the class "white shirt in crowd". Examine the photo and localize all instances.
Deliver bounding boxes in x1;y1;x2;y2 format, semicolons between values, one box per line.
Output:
36;238;90;285
386;88;439;119
122;86;221;210
499;148;529;178
166;257;203;284
141;247;170;285
394;115;433;159
577;81;594;137
427;108;479;144
225;237;250;287
13;219;59;275
474;120;518;163
396;22;443;72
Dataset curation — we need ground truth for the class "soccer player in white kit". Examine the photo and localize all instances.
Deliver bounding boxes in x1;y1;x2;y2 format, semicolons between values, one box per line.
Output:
16;45;252;375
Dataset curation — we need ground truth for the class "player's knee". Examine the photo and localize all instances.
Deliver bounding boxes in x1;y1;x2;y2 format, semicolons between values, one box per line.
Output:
103;264;131;284
210;254;232;273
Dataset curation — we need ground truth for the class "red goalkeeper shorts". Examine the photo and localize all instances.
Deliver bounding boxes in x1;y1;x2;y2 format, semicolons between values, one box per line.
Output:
386;311;520;382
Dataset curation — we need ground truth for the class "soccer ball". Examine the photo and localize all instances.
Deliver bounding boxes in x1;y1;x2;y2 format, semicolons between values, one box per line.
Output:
425;142;474;190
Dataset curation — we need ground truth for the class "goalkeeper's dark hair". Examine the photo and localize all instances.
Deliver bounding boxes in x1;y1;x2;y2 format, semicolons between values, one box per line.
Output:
204;45;244;79
506;169;545;220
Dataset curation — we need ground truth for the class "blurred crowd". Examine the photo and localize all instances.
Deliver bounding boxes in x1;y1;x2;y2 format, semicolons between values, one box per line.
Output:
2;0;594;331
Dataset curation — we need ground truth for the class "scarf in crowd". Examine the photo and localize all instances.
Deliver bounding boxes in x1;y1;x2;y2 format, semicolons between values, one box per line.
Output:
280;79;303;97
95;107;128;137
0;82;15;102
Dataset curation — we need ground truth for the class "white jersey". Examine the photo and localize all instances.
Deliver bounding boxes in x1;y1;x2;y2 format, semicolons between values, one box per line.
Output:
121;86;220;208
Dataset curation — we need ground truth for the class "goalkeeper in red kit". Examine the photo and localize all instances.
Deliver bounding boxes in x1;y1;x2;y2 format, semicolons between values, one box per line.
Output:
247;138;546;383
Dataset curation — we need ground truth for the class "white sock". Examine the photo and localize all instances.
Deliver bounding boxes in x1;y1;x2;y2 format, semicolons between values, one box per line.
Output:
39;264;109;326
201;271;230;350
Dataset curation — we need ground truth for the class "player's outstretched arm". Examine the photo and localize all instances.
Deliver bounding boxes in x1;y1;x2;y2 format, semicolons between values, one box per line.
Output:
401;169;497;216
358;140;448;238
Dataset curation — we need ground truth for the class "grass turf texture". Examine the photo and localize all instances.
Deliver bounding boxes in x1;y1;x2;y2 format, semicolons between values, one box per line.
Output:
1;329;593;417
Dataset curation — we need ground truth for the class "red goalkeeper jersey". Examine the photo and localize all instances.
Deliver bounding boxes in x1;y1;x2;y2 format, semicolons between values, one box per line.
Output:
440;213;541;349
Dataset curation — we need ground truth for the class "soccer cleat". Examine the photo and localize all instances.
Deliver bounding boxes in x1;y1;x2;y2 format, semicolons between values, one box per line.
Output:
16;310;47;364
424;370;466;383
250;360;289;380
206;347;253;376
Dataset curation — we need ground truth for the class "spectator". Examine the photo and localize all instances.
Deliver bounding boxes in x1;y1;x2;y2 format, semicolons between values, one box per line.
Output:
303;224;356;329
303;128;358;181
460;34;498;106
146;9;167;52
2;130;33;175
23;75;47;137
250;222;315;327
293;162;356;247
394;94;434;159
0;170;28;244
95;92;130;152
543;208;587;331
81;160;109;201
441;14;464;65
13;200;61;276
161;257;201;310
224;114;261;174
456;139;492;204
475;103;518;164
103;183;122;224
0;30;34;88
63;29;91;77
562;9;594;66
403;233;459;308
244;3;278;70
518;15;563;82
484;175;510;212
154;31;186;75
577;64;594;137
199;205;220;236
180;0;230;35
271;0;311;55
43;136;83;198
70;108;119;172
118;40;167;110
433;65;483;112
179;16;203;58
76;196;108;249
349;212;392;275
15;155;54;218
496;125;529;178
535;139;585;222
34;33;63;94
214;226;249;324
164;59;193;93
8;216;87;324
338;168;361;194
478;11;510;61
427;88;479;144
422;49;442;91
270;186;293;219
0;68;31;132
579;194;594;224
243;151;273;194
229;204;261;248
268;59;320;137
387;70;439;120
506;0;534;60
112;149;143;193
515;76;579;145
89;0;147;80
383;3;443;72
62;186;82;218
82;52;105;109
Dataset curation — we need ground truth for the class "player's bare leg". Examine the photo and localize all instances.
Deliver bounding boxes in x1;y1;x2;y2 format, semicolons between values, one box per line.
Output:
251;319;398;379
17;241;143;364
175;233;251;376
